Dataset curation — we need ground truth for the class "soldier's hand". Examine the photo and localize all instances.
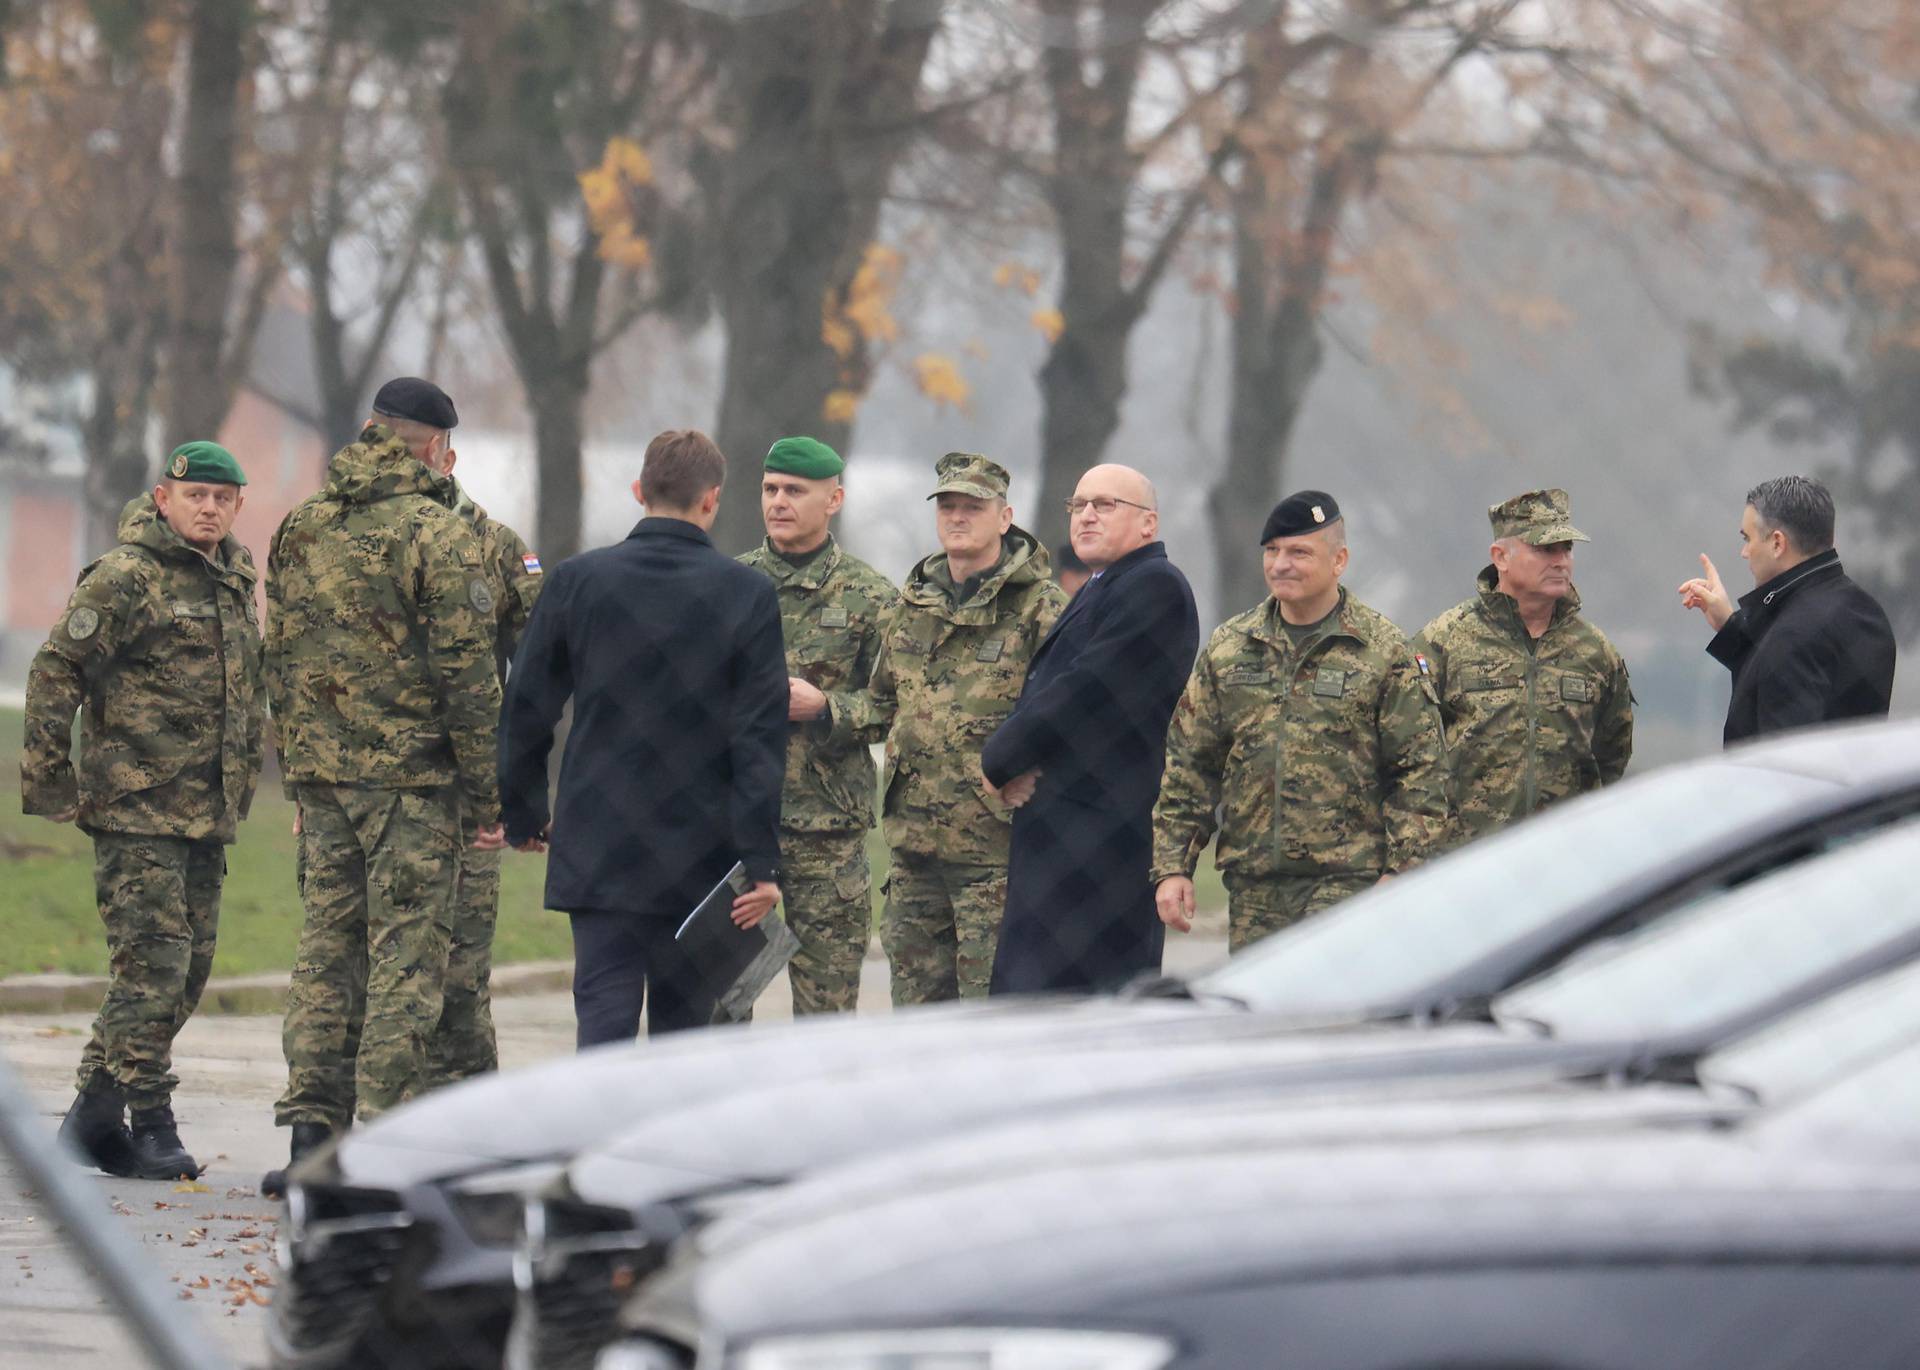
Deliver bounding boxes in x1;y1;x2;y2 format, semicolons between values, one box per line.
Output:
1156;876;1197;934
1678;553;1734;631
514;823;551;854
787;677;828;721
731;881;781;929
292;804;302;837
471;823;507;851
46;807;78;825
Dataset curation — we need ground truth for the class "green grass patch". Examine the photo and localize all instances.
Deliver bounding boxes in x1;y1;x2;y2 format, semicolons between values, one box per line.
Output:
3;707;1224;979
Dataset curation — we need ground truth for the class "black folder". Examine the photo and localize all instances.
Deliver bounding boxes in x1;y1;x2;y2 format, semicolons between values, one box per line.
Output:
673;862;800;1022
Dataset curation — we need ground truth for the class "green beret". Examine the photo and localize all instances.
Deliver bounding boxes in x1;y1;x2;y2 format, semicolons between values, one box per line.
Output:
1490;488;1589;545
165;441;247;487
764;436;845;480
927;451;1009;501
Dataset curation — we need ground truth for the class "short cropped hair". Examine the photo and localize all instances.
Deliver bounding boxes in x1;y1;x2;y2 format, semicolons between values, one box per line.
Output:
1747;475;1835;554
641;430;726;511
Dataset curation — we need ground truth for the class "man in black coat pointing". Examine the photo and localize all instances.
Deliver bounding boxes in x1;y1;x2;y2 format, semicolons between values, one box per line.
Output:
499;430;787;1044
1679;474;1896;746
982;464;1199;994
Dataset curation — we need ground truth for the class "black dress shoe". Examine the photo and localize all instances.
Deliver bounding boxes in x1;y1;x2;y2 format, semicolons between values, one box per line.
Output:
128;1104;201;1181
261;1121;332;1199
58;1087;139;1178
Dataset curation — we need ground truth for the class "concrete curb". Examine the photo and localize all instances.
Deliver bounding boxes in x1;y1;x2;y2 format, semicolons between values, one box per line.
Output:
0;960;578;1017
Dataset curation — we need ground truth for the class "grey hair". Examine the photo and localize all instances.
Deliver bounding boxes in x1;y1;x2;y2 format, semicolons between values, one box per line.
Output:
1746;475;1835;554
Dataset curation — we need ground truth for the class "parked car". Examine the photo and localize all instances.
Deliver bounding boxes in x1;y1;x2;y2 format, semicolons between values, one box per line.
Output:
611;1017;1920;1370
505;825;1920;1367
269;719;1920;1370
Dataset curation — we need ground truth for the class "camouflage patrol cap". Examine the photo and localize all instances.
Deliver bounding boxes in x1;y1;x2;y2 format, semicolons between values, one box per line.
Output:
1490;488;1589;546
927;451;1009;501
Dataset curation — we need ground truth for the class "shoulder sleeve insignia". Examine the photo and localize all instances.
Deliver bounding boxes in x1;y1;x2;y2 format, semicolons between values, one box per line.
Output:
468;579;496;615
1414;652;1431;676
66;607;100;641
521;553;543;575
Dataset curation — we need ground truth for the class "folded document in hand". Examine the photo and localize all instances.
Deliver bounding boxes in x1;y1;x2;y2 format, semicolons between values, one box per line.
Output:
674;863;800;1022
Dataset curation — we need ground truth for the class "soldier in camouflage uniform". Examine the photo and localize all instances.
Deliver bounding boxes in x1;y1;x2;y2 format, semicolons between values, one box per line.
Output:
263;378;501;1195
1153;492;1449;953
22;442;264;1180
1416;489;1633;847
854;453;1068;1002
425;446;544;1081
738;437;898;1014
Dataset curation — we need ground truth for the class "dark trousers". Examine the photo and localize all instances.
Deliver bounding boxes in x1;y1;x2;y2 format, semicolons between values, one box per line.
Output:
569;910;719;1047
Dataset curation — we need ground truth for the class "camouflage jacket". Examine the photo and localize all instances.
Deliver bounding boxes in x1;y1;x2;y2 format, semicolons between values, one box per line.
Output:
266;425;502;825
1151;588;1450;884
22;495;265;842
1415;568;1633;845
448;480;544;679
738;536;898;834
854;528;1067;862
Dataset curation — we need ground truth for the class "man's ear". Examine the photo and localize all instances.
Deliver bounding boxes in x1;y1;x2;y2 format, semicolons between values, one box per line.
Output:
826;483;846;517
631;478;646;507
701;486;722;516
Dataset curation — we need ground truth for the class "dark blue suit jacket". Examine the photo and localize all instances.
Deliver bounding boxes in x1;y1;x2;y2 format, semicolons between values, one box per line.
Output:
499;517;788;917
982;541;1199;993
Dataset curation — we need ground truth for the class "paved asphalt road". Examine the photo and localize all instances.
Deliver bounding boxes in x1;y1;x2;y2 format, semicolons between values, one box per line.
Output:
0;934;1227;1368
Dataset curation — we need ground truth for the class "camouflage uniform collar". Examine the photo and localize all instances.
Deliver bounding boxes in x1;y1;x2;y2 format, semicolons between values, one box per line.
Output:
445;476;486;523
120;493;254;585
902;526;1049;623
759;535;841;590
325;426;443;504
1475;564;1582;635
1249;586;1361;653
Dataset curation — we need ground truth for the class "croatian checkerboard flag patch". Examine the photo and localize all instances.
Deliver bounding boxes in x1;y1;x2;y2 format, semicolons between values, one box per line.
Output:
522;553;543;575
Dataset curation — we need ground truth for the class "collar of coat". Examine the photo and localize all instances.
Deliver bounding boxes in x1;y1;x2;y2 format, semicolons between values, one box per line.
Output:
900;524;1052;625
627;516;714;547
1738;548;1843;621
1474;563;1583;637
756;535;842;590
1247;585;1363;654
114;493;256;591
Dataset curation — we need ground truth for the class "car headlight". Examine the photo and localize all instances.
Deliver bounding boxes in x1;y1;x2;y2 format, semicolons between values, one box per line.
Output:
446;1160;569;1248
727;1329;1176;1370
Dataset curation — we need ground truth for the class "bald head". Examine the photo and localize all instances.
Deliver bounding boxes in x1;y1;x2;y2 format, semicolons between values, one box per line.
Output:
1069;463;1160;569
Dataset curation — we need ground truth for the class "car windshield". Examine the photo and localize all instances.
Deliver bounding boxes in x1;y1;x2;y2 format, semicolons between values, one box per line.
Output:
1491;818;1920;1042
1697;958;1920;1105
1194;765;1827;1014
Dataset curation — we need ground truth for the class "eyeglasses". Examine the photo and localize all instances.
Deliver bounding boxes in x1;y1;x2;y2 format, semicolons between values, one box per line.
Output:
1065;496;1153;517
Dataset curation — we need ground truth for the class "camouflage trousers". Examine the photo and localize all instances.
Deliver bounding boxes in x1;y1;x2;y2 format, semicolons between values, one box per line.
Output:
1225;871;1377;954
778;829;873;1016
882;851;1007;1005
276;784;460;1129
428;845;500;1082
75;833;223;1111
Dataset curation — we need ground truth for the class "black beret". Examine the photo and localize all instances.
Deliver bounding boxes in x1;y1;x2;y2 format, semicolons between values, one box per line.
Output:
371;376;459;430
1261;490;1341;543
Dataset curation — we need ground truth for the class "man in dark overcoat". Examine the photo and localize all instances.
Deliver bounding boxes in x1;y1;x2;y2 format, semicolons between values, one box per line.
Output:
1678;475;1896;745
981;463;1199;994
499;430;787;1043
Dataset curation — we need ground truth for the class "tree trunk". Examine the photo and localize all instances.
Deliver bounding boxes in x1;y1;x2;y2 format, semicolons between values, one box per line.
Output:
1034;290;1134;549
711;293;852;554
706;3;938;555
527;369;589;559
166;0;249;447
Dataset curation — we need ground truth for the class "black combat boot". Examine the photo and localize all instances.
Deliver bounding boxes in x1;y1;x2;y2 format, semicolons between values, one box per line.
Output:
260;1122;332;1199
127;1103;201;1181
58;1085;138;1178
